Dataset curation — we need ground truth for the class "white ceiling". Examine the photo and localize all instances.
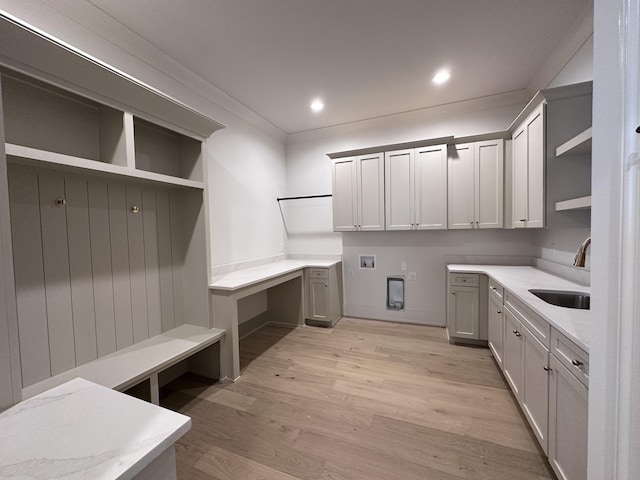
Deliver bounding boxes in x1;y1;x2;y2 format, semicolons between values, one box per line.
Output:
85;0;589;135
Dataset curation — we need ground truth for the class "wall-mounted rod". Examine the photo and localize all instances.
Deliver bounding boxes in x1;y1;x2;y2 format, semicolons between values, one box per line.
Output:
276;194;332;202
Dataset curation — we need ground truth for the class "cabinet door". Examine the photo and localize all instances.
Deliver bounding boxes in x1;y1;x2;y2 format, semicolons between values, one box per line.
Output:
384;149;414;230
488;293;504;367
548;356;588;480
503;308;523;396
512;127;528;228
332;157;357;231
448;285;478;339
447;143;475;229
521;325;550;453
415;144;447;230
308;278;329;321
525;106;545;228
356;153;385;231
475;139;504;229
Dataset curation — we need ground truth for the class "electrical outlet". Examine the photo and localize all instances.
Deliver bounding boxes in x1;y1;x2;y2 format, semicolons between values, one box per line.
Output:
408;272;417;280
400;261;407;271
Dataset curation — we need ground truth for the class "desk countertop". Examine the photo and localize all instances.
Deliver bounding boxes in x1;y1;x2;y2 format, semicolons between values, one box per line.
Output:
447;265;590;352
0;378;190;480
210;259;341;291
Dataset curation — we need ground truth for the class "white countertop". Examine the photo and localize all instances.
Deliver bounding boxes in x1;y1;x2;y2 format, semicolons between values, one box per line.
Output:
210;259;340;291
447;265;590;352
0;378;191;480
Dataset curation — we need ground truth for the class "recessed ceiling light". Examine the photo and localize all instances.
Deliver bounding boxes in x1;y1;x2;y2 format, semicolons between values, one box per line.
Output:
432;70;451;85
310;99;324;112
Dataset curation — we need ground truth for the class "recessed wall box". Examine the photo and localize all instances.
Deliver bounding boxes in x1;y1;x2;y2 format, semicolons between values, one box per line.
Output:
387;276;405;310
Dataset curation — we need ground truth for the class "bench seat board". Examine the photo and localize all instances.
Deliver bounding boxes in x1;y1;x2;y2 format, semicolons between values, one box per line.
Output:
22;324;225;400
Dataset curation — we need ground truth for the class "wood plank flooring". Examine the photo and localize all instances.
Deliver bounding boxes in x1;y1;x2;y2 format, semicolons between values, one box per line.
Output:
160;317;555;480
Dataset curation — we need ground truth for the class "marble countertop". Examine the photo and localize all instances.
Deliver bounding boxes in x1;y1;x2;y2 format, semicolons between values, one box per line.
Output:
210;259;341;291
0;378;190;480
447;265;590;352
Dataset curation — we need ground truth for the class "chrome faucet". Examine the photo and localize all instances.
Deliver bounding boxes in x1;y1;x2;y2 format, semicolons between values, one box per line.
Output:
573;236;591;267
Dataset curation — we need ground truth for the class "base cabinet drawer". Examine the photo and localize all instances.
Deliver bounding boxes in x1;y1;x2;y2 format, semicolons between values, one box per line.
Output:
548;355;588;480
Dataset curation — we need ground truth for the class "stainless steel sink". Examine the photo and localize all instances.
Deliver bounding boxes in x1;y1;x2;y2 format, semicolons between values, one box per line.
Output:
528;289;590;310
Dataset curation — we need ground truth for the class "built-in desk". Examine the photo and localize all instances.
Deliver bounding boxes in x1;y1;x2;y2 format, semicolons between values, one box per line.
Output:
209;259;340;380
0;378;190;480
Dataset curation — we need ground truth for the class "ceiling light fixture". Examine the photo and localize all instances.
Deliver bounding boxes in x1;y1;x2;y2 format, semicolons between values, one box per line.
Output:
432;70;451;85
310;99;324;112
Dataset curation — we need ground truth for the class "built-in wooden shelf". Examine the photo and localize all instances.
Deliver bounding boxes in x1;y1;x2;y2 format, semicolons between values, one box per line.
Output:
555;195;591;211
5;143;205;189
556;127;592;157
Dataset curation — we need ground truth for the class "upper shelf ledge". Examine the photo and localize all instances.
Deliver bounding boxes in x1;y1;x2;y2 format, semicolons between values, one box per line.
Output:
5;144;205;189
556;127;592;157
0;12;225;140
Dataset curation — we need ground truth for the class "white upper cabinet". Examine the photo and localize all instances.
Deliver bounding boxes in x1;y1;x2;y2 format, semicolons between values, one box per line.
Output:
385;149;414;230
332;153;384;232
414;145;448;229
448;139;504;229
385;144;447;230
512;103;545;228
331;157;357;231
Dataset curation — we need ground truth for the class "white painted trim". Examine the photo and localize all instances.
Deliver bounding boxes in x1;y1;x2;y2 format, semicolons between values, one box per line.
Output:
589;0;640;478
286;90;532;145
0;1;286;142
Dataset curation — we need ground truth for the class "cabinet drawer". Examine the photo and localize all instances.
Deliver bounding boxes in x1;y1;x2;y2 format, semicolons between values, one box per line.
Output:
308;268;328;279
551;328;589;387
489;279;504;302
449;273;479;287
505;291;551;347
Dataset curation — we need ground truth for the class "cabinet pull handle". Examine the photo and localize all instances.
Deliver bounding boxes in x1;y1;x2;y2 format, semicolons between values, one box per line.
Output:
451;292;456;295
543;366;551;371
490;286;497;290
520;219;527;222
513;330;521;337
571;359;584;367
497;310;502;314
475;222;479;226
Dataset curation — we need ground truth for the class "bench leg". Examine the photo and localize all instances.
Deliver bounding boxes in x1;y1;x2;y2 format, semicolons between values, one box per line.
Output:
210;294;240;381
150;373;159;405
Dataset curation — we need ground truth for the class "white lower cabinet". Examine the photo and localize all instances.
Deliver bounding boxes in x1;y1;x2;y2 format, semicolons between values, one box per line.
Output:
502;308;523;396
548;331;589;480
503;304;550;453
497;288;587;474
520;324;549;453
487;291;504;366
446;273;480;341
305;266;343;327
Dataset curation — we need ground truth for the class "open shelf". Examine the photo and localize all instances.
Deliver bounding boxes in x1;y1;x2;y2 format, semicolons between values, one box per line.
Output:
555;195;591;211
556;127;592;157
134;118;203;182
5;144;204;189
1;71;128;166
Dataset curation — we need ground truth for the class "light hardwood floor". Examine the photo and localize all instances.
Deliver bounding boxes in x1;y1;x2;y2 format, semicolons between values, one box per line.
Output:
160;317;556;480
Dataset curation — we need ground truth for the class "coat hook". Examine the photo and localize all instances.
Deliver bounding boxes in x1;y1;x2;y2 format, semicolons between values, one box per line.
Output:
55;198;66;207
131;205;140;214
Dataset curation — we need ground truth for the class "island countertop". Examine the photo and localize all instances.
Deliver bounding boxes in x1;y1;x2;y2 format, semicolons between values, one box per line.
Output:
0;378;190;480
